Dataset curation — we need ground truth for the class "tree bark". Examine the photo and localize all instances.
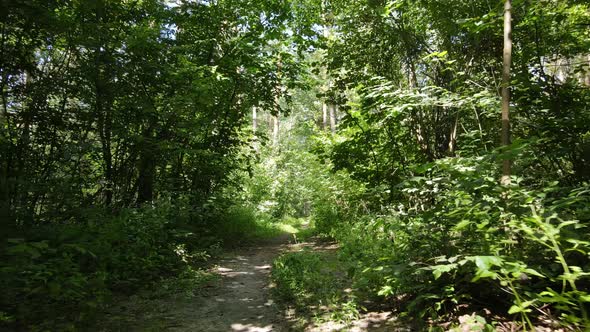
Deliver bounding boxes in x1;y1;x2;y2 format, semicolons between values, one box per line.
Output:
329;103;336;133
272;113;280;147
501;0;513;186
252;106;258;133
448;111;459;155
137;131;156;205
95;53;114;206
94;1;115;205
273;55;282;147
322;103;328;130
252;106;259;152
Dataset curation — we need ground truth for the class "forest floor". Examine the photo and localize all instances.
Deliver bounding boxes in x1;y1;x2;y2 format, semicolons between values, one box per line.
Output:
98;232;404;332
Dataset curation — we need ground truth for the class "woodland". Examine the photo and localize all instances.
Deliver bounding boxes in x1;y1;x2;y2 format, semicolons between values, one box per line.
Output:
1;0;590;331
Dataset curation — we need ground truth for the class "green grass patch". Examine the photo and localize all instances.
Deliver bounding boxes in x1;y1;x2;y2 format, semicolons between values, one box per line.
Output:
271;249;361;326
278;216;317;241
214;208;317;246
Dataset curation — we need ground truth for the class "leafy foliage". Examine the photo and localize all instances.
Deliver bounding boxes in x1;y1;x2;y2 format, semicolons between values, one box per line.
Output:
2;0;590;330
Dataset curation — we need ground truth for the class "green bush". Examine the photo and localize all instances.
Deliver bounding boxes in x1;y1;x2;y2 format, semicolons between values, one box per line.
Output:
312;203;341;237
0;203;191;330
325;155;590;329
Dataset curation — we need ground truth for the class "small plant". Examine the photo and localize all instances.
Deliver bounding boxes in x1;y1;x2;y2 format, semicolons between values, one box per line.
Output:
449;313;494;332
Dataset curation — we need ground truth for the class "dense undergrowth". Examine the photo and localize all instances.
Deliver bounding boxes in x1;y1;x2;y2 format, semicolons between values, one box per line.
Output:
0;199;292;330
271;149;590;330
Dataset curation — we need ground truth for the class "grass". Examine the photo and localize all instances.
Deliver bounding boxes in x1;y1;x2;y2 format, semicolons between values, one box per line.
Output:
271;247;362;328
276;216;317;241
242;213;315;241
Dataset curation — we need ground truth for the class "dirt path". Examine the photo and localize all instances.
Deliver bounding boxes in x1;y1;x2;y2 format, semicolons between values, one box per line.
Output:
100;234;294;332
163;235;295;332
100;234;402;332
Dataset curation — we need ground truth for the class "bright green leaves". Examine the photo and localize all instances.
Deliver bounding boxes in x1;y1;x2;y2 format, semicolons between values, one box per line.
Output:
430;261;460;280
457;10;502;35
472;256;503;280
508;300;536;315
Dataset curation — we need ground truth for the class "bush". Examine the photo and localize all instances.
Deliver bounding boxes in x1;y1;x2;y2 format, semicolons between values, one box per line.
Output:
312;202;341;237
325;155;590;329
0;203;191;330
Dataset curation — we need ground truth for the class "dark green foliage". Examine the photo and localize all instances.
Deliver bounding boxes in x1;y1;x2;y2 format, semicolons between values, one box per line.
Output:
1;204;183;329
304;0;590;328
310;152;590;328
272;251;326;304
0;0;305;328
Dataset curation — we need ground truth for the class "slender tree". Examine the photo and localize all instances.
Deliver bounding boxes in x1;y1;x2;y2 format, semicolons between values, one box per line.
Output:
322;103;328;130
501;0;513;185
329;103;336;133
253;106;259;152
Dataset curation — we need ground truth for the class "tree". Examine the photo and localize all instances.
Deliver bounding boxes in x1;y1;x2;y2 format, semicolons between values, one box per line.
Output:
501;0;512;186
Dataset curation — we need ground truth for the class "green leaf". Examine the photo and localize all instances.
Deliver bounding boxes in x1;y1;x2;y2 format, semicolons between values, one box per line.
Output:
474;256;503;270
454;219;471;230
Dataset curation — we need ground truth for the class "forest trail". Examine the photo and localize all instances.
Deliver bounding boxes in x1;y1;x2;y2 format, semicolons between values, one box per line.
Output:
101;234;294;331
160;234;294;332
100;233;402;332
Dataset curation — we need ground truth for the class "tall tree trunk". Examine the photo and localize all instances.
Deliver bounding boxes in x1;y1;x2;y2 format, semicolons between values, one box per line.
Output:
95;56;114;206
322;103;328;130
584;54;590;87
409;61;417;88
94;1;115;205
16;70;33;215
407;61;432;160
321;0;333;133
329;103;336;133
272;113;280;147
252;106;259;152
273;55;282;147
448;111;459;155
501;0;513;186
137;130;156;205
252;106;258;132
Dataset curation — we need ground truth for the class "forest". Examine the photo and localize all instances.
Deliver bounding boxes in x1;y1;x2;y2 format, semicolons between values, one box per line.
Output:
1;0;589;331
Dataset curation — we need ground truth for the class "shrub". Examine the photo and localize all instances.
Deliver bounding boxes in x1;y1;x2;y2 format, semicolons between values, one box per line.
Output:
0;203;190;330
326;155;590;329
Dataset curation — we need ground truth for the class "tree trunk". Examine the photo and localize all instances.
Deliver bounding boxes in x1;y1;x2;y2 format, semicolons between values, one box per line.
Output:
252;106;259;152
252;106;258;132
137;129;156;205
15;71;33;213
273;55;281;147
329;103;336;133
501;0;513;186
322;103;328;130
272;113;280;147
448;111;459;155
94;2;115;205
585;54;590;87
95;58;114;206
